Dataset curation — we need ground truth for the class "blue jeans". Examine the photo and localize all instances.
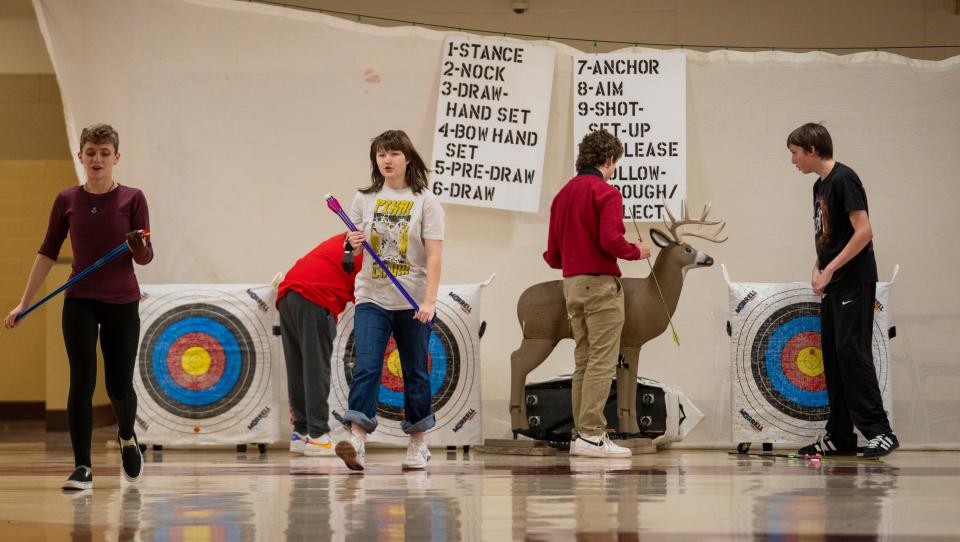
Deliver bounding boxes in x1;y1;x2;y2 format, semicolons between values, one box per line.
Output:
343;303;435;434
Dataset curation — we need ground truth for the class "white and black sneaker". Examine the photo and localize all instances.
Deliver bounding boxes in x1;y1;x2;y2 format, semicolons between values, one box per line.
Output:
62;466;93;490
569;433;632;458
862;432;899;459
118;432;144;482
797;433;856;456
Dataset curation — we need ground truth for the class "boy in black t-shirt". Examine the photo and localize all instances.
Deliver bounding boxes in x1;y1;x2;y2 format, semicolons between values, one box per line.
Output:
787;123;898;459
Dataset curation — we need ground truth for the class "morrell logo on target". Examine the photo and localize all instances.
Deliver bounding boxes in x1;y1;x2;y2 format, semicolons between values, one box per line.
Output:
448;292;473;315
246;289;270;313
739;408;764;432
735;291;758;313
135;415;150;432
247;406;272;429
452;408;477;432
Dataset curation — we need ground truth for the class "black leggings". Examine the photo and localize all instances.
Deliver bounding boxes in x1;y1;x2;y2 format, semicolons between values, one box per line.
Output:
62;297;140;468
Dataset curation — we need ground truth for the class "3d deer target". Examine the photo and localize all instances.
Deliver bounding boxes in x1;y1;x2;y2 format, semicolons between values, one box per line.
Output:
510;201;726;436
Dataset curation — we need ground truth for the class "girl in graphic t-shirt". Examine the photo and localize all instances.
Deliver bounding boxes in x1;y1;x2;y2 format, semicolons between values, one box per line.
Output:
337;130;444;471
3;124;153;490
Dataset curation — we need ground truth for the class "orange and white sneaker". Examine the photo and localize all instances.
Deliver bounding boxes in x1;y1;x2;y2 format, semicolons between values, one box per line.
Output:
304;434;336;457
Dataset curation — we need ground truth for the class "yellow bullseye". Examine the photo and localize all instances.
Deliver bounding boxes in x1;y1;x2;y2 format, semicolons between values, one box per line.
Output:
181;346;212;376
796;347;824;377
387;350;404;378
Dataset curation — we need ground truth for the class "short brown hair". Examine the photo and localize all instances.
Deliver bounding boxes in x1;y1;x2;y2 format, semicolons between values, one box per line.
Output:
575;130;622;171
361;129;430;194
787;122;832;159
79;123;119;152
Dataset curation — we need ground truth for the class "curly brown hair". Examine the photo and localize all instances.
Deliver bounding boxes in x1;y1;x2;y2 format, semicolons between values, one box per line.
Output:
575;129;622;172
79;123;119;152
360;129;430;194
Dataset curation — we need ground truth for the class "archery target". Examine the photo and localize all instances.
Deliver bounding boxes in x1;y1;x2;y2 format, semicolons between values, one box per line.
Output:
330;283;486;446
729;281;893;444
135;284;281;446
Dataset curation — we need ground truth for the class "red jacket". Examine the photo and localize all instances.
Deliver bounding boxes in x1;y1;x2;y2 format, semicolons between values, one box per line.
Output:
277;234;362;321
543;169;641;277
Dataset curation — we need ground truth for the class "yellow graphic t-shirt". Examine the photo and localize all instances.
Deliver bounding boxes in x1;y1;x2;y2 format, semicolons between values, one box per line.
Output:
349;185;445;310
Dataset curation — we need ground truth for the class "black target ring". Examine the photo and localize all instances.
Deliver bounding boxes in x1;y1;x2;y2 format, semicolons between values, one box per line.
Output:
139;303;256;420
750;301;829;422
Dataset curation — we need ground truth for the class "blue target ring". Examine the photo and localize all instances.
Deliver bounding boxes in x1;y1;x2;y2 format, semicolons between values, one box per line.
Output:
376;333;448;409
151;317;242;407
139;303;256;420
764;316;826;408
750;301;829;422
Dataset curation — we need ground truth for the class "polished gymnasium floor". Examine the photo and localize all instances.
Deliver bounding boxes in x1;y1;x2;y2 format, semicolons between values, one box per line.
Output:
0;423;958;541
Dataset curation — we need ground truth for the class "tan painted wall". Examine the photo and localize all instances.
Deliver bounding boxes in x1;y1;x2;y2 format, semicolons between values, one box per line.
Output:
2;0;959;73
287;0;960;60
0;0;957;409
0;158;74;403
0;9;73;406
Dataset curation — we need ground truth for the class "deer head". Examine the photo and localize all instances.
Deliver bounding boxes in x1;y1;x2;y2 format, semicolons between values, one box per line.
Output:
648;200;728;276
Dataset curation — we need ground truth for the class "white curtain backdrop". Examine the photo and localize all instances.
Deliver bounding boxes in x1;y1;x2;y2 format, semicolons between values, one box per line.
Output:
34;0;960;446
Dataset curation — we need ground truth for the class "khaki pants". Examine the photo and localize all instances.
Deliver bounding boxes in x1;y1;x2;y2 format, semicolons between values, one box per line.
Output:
562;274;625;438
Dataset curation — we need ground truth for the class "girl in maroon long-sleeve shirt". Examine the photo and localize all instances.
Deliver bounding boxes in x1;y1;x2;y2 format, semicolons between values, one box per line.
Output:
4;124;152;490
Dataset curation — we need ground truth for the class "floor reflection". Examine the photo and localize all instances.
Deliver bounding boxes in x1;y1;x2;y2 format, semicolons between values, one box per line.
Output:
509;459;670;540
138;490;257;541
0;424;957;541
329;471;465;541
750;461;898;540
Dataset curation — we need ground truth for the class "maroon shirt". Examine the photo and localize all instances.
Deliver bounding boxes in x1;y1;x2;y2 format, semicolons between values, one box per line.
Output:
543;169;641;277
38;184;153;303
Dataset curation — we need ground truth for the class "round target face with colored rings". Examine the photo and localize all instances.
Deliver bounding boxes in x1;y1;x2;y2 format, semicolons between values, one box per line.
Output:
733;286;889;440
331;301;478;440
137;288;273;435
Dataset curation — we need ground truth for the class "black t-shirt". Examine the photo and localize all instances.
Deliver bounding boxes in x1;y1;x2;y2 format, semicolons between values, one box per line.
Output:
813;162;878;290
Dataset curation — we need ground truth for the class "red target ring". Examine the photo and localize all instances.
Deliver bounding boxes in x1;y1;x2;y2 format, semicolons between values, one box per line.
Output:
379;336;433;392
779;332;825;393
166;332;227;390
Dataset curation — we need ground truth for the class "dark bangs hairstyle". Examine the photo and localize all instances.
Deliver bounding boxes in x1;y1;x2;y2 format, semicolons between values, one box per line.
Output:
575;129;623;171
361;129;430;194
787;122;833;159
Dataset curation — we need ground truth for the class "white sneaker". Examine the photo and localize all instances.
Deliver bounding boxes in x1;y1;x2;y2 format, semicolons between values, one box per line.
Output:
335;433;365;471
304;434;336;457
569;433;632;458
289;432;306;454
402;439;432;470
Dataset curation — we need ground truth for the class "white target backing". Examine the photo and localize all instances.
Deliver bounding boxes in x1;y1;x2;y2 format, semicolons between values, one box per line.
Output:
729;281;892;445
135;284;281;446
330;283;485;446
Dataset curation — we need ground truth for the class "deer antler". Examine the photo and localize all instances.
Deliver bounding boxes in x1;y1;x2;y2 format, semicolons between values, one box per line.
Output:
662;199;728;243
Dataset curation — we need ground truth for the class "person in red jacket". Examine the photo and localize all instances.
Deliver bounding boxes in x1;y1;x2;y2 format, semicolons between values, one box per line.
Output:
543;129;650;458
277;233;361;456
